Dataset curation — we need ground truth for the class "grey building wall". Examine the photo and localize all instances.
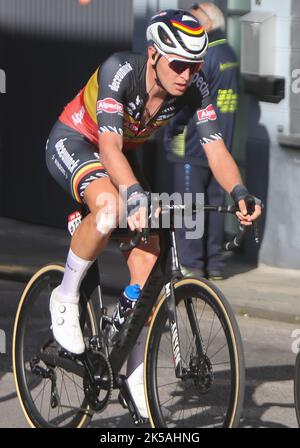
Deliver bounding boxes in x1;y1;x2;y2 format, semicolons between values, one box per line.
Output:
0;0;133;43
245;0;300;269
132;0;178;52
0;0;134;226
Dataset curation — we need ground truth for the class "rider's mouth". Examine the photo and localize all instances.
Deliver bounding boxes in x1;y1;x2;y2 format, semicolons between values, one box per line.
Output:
175;83;187;92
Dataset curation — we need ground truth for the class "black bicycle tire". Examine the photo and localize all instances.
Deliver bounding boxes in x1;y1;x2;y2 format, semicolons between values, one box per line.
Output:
144;277;245;428
12;264;97;428
294;351;300;426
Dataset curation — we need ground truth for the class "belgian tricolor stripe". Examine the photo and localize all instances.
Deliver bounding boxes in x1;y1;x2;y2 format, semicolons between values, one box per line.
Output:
171;20;205;36
72;162;106;202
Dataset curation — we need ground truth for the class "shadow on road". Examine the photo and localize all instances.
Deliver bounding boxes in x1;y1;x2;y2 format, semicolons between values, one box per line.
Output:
240;364;297;428
0;362;296;428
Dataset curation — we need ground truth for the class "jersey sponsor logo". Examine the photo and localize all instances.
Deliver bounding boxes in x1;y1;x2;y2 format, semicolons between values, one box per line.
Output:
197;104;217;123
97;98;124;115
71;106;85;127
191;72;209;98
108;61;133;92
55;138;80;173
68;211;82;236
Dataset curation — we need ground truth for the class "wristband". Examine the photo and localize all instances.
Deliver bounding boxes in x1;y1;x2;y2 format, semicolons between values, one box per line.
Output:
230;184;249;205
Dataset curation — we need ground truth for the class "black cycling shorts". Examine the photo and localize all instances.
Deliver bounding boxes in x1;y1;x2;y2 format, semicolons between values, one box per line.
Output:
46;120;149;203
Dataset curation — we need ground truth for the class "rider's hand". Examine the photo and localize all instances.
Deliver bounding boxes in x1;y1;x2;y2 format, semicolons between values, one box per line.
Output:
231;185;263;226
126;184;149;232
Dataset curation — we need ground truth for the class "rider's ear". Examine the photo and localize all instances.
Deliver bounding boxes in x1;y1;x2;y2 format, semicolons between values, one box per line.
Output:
148;46;157;64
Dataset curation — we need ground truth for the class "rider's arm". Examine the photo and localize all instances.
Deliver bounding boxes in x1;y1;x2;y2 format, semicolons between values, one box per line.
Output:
96;53;138;189
188;74;241;193
202;139;242;194
98;132;138;188
189;77;261;223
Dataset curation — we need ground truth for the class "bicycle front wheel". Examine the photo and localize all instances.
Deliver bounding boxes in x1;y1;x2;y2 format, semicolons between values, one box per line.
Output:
145;277;245;428
12;265;97;428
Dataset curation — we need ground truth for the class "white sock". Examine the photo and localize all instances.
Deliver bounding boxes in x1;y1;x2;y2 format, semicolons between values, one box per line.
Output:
58;249;94;304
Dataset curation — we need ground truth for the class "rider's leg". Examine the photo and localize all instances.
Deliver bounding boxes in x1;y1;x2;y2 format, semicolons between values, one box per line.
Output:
58;177;122;298
51;177;123;354
123;236;160;418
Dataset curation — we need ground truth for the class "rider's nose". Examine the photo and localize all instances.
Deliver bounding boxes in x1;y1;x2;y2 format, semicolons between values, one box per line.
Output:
180;67;192;81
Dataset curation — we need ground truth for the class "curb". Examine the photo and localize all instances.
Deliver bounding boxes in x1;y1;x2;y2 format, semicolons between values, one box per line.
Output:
231;304;300;326
0;265;35;283
1;266;299;326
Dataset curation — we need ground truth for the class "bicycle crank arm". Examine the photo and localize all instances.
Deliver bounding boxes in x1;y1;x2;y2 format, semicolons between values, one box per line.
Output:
117;375;147;426
39;352;85;378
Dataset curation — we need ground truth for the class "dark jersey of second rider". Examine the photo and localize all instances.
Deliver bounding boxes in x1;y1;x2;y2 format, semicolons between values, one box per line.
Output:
59;51;223;151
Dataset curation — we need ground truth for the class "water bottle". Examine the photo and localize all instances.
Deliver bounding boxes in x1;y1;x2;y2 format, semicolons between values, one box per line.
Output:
106;284;141;344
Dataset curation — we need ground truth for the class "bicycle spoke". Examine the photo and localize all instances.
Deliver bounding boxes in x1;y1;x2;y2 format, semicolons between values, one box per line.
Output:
14;268;94;428
149;282;243;428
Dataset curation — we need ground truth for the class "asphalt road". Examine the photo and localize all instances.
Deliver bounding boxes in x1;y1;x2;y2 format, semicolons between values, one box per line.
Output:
0;278;299;428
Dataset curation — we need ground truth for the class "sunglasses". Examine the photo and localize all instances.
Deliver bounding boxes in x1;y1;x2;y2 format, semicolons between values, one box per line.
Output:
163;54;203;74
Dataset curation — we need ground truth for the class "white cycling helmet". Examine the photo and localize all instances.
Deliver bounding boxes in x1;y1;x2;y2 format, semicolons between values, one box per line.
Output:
146;9;208;63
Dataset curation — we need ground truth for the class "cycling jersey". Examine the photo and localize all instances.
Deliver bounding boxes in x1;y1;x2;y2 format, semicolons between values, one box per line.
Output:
164;30;238;167
59;51;223;150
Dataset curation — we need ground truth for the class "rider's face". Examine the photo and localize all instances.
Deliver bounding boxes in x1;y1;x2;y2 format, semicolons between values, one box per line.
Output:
156;53;203;95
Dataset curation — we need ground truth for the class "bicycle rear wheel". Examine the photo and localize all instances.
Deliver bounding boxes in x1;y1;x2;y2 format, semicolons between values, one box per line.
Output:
12;265;97;428
145;277;245;428
294;351;300;426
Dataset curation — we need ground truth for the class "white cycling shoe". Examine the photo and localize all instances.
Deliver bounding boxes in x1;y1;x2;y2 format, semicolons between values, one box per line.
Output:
126;363;149;419
49;287;85;355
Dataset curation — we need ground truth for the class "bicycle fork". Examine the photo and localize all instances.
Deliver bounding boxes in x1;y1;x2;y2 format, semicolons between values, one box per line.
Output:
166;281;206;379
166;229;206;380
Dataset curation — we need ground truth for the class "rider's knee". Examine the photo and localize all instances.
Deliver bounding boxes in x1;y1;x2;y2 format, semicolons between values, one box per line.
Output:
95;208;117;235
89;191;124;236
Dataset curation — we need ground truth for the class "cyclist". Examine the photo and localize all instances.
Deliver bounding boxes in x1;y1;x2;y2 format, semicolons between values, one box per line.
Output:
45;9;262;418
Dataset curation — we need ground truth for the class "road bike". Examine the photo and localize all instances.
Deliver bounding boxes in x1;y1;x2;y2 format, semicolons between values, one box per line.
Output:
12;203;248;428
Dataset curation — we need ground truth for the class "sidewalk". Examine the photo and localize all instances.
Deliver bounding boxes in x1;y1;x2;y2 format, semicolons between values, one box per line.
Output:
0;216;300;324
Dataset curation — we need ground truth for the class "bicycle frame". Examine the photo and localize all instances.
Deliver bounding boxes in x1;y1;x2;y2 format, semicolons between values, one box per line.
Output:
81;210;196;384
77;203;247;386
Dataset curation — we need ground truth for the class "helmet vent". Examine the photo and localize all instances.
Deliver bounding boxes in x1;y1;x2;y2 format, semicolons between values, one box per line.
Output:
158;25;176;48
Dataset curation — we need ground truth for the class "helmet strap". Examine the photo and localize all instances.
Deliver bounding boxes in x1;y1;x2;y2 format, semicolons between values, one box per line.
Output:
153;53;167;91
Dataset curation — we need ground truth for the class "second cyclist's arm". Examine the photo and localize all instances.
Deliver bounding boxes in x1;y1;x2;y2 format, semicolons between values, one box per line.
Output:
98;132;138;188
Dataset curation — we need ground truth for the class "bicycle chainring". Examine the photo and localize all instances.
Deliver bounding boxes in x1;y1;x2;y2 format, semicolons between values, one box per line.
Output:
83;350;113;412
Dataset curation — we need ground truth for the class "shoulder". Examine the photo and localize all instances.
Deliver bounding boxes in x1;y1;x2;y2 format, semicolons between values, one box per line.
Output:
99;52;147;88
100;51;146;72
207;42;238;65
